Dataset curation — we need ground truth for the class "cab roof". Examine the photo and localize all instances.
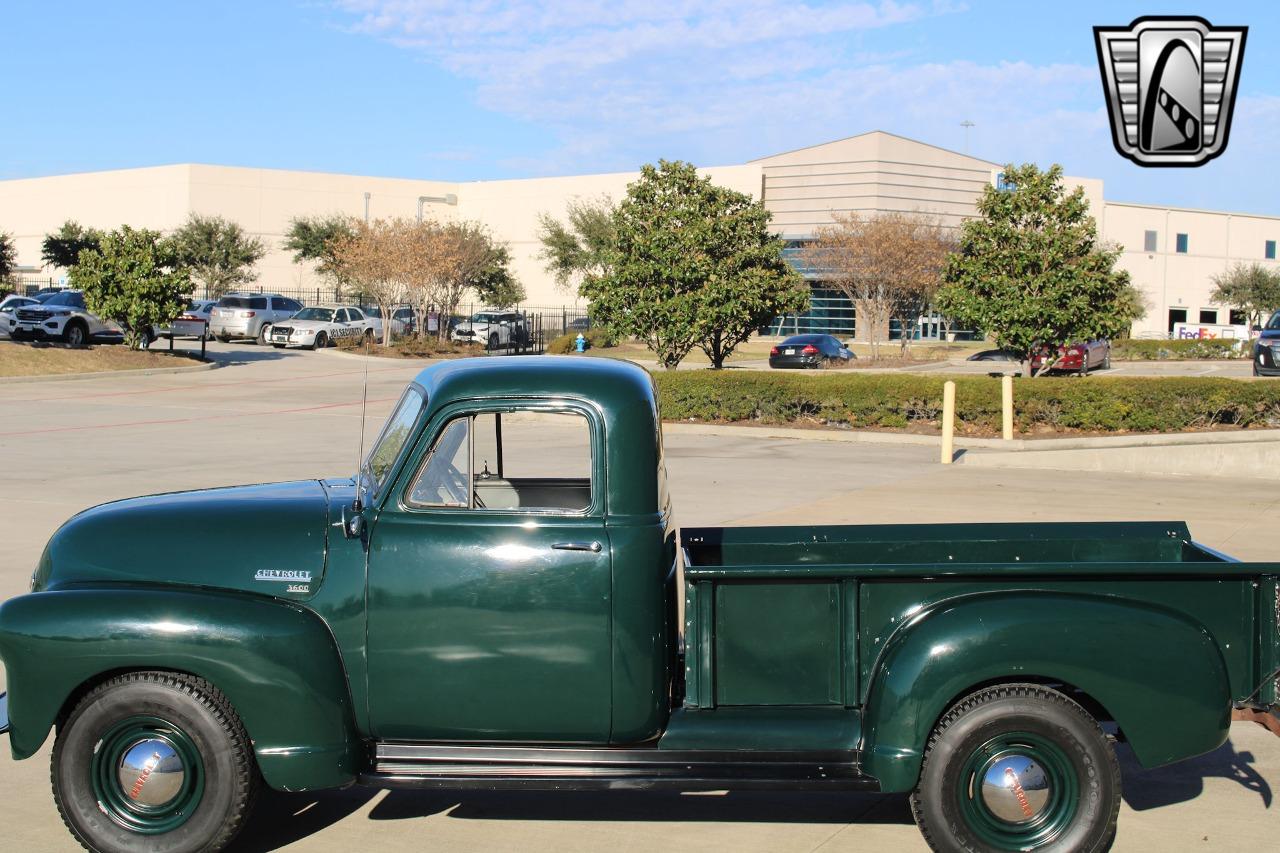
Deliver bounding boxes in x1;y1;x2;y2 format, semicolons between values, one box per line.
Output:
412;356;656;411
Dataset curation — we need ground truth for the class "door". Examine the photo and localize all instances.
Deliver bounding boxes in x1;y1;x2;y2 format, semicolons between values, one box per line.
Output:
366;405;613;742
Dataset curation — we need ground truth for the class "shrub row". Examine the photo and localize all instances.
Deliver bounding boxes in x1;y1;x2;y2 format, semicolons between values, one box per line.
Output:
547;328;618;354
653;372;1280;434
1111;338;1252;360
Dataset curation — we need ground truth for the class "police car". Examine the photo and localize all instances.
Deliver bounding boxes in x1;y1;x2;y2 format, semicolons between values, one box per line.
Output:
269;305;382;350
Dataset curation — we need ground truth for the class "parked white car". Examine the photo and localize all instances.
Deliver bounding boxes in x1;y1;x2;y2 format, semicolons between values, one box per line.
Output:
209;293;303;344
451;309;528;350
155;299;218;341
7;290;122;346
268;305;383;350
0;295;40;339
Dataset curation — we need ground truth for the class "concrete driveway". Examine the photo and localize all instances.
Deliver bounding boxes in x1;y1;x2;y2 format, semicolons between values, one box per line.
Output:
0;341;1276;851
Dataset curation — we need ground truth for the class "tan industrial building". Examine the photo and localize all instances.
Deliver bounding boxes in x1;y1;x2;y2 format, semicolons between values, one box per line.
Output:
2;131;1276;338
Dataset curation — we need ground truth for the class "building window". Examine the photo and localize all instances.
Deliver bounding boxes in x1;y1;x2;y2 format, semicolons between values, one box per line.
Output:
995;172;1016;192
1266;239;1277;260
1198;309;1218;324
1168;308;1187;333
1229;310;1247;326
1143;230;1158;252
1175;233;1189;253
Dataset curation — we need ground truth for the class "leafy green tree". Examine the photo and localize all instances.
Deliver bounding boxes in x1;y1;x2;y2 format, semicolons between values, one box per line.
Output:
583;160;807;369
283;215;356;286
936;163;1138;375
169;214;264;297
70;226;192;349
536;196;617;290
41;220;103;270
0;231;16;288
1210;262;1280;329
470;243;525;308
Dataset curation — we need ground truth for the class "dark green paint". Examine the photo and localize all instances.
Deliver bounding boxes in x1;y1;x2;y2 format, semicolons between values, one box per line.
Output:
0;357;1276;806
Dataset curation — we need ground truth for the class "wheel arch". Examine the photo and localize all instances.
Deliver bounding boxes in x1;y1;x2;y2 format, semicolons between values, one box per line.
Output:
860;590;1232;793
0;587;360;792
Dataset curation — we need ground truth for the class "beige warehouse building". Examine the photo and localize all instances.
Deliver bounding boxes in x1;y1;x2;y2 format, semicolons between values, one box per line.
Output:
2;131;1277;338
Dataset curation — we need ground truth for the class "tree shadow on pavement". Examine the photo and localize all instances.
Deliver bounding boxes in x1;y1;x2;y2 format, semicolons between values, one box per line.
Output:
1117;738;1271;812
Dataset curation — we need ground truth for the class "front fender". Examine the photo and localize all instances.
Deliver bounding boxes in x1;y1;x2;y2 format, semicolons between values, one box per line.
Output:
0;587;359;792
861;591;1231;793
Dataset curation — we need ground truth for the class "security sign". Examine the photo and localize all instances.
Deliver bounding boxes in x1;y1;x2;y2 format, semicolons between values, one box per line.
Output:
1094;16;1247;167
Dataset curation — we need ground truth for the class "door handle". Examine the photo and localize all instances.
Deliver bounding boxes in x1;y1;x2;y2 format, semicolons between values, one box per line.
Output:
552;541;602;553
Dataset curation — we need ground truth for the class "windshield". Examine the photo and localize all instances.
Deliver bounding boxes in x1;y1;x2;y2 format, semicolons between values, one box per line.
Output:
1267;312;1280;331
293;307;335;322
361;387;425;497
43;291;85;308
471;313;497;323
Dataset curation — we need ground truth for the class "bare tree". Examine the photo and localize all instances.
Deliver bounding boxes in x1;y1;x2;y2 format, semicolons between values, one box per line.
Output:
803;212;953;359
333;219;406;346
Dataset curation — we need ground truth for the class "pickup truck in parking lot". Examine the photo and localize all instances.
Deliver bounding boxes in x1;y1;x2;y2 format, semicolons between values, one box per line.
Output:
0;358;1277;853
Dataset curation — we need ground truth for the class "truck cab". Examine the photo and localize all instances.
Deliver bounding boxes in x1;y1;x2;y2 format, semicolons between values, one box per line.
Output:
1;357;1277;853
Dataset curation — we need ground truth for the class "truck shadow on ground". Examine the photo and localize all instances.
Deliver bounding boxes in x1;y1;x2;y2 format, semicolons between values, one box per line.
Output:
228;738;1271;852
1116;738;1271;811
228;789;915;851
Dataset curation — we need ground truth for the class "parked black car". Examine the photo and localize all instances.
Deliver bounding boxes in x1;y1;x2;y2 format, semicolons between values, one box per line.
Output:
769;334;854;369
966;348;1021;362
1255;310;1280;377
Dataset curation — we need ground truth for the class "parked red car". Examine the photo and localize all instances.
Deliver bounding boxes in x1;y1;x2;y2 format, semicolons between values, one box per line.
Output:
1030;340;1111;375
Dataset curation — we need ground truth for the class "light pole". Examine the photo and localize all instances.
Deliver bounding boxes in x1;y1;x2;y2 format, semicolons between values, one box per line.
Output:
960;120;975;154
418;193;459;223
363;192;371;223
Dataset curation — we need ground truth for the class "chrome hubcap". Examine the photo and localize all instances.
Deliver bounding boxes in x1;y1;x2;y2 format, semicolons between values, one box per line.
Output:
117;738;185;808
979;754;1051;823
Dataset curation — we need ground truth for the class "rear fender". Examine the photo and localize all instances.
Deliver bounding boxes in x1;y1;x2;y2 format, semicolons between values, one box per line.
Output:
0;587;359;792
861;591;1231;793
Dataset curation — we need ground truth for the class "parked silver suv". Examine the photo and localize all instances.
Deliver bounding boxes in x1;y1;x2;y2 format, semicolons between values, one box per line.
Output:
208;294;303;344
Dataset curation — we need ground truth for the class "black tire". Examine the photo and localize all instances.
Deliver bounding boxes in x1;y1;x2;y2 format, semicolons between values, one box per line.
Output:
64;321;88;347
311;331;328;350
910;683;1119;853
254;324;271;346
52;671;258;853
272;344;286;349
488;332;500;351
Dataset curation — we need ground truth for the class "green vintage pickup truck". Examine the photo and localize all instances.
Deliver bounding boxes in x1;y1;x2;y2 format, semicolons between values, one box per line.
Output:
1;357;1277;853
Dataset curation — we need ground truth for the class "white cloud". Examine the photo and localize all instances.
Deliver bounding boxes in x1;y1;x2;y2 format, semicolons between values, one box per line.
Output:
328;2;1279;213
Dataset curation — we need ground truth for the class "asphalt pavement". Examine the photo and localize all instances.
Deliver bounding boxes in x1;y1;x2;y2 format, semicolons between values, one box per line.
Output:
0;340;1276;852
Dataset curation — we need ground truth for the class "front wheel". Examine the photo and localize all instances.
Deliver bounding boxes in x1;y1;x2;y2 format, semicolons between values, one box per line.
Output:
311;332;328;350
911;683;1120;853
52;671;258;853
64;322;88;347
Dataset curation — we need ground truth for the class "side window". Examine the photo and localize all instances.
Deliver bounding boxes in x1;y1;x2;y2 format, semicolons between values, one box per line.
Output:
336;309;350;323
407;418;471;507
407;410;593;512
348;308;365;321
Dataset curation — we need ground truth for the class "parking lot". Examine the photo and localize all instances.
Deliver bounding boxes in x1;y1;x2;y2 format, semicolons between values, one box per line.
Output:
1;341;1277;851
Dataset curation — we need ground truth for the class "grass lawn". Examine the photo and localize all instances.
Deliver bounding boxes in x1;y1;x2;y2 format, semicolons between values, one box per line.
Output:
0;343;205;377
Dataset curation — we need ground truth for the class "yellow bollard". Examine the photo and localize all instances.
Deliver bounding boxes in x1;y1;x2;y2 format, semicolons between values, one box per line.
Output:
941;380;956;464
1002;374;1014;441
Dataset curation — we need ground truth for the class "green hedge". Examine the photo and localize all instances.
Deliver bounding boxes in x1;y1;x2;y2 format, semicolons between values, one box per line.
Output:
1111;338;1252;360
547;328;617;354
653;372;1280;434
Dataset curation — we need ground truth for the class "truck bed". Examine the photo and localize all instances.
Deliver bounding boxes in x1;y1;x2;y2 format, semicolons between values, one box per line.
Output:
677;521;1279;718
681;520;1261;576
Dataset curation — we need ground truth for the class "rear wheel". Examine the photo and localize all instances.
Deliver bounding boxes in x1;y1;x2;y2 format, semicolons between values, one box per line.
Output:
911;683;1119;853
52;672;258;853
255;324;271;346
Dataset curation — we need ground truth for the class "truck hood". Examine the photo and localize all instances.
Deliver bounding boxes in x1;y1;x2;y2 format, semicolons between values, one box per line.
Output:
32;480;330;599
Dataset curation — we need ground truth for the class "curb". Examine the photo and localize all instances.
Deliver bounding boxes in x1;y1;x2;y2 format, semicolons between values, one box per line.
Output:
0;358;219;384
661;421;1280;450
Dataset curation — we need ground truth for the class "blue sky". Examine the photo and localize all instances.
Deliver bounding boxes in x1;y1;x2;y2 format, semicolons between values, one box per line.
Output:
3;1;1276;213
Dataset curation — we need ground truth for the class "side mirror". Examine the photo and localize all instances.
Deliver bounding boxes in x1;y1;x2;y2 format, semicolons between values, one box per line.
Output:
341;503;364;540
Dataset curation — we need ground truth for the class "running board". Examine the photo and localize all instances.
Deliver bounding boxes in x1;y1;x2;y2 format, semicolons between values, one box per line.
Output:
361;743;878;792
